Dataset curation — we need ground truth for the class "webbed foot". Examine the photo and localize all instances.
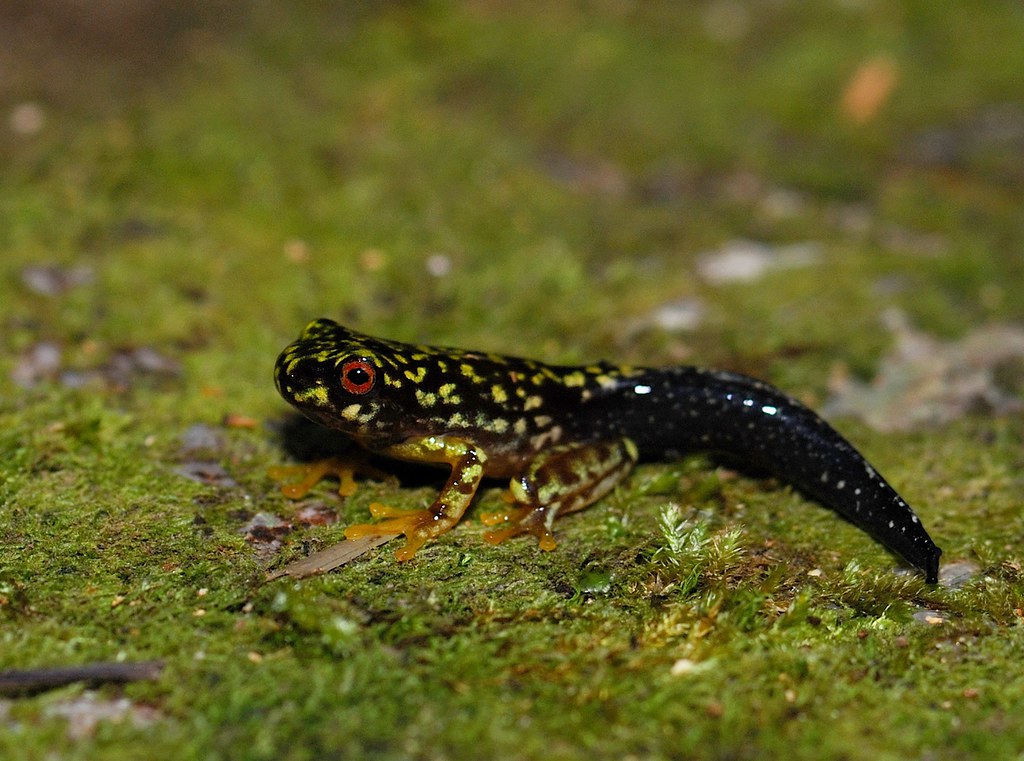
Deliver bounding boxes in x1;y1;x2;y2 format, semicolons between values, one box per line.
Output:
345;504;436;561
481;504;557;551
269;455;389;499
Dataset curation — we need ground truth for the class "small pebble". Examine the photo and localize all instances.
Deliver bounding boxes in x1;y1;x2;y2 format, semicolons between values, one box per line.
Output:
11;342;62;387
650;298;705;332
696;240;820;284
912;609;949;626
178;424;225;455
9;102;45;135
939;560;981;590
425;253;452;278
172;461;237;487
21;264;93;296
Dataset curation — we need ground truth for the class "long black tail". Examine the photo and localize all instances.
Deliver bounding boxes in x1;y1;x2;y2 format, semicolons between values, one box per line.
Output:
584;366;941;582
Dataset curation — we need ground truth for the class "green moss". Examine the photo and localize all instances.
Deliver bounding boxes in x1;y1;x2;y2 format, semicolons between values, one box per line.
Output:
3;2;1024;759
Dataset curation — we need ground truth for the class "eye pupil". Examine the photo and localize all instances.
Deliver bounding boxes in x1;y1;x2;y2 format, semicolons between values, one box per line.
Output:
346;367;369;384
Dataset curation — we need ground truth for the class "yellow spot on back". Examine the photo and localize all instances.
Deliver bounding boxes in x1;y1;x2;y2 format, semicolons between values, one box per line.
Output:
524;395;543;410
446;412;469;427
439;382;457;399
405;366;427;383
491;384;508;404
513;418;528;434
415;389;437;407
561;371;586;387
460;363;484;382
486;418;510;434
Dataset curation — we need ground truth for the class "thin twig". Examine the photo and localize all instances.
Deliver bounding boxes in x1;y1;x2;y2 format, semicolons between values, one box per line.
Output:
0;660;165;696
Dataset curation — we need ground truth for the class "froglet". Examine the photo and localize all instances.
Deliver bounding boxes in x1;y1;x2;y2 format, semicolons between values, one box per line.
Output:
274;319;941;583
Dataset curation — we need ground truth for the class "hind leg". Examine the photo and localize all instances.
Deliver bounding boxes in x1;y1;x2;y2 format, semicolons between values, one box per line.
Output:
481;438;637;550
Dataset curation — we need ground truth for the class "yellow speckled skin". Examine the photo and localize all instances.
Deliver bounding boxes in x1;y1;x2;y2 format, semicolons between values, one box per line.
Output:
275;319;640;559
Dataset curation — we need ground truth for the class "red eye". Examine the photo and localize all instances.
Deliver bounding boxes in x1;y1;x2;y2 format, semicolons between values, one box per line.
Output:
340;360;376;395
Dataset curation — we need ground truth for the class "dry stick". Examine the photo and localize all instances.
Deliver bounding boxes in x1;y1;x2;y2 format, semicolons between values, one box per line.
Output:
0;660;165;696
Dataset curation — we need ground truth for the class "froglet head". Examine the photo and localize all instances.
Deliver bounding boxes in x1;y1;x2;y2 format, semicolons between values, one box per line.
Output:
275;319;402;442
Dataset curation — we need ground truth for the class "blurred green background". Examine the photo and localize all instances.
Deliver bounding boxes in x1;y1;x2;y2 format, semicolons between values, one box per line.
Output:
2;2;1024;759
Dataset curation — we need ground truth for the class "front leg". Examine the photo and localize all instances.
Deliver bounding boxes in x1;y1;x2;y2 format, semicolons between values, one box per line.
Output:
344;436;487;561
481;438;638;550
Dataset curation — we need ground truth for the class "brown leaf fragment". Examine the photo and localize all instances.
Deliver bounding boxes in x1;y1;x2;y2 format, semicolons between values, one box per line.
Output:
266;535;396;580
294;503;338;527
223;413;258;429
242;512;291;541
172;461;238;487
242;512;292;562
840;55;899;124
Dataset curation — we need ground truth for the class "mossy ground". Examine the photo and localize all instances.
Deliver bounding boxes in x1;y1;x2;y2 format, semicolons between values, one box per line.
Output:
2;3;1024;759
